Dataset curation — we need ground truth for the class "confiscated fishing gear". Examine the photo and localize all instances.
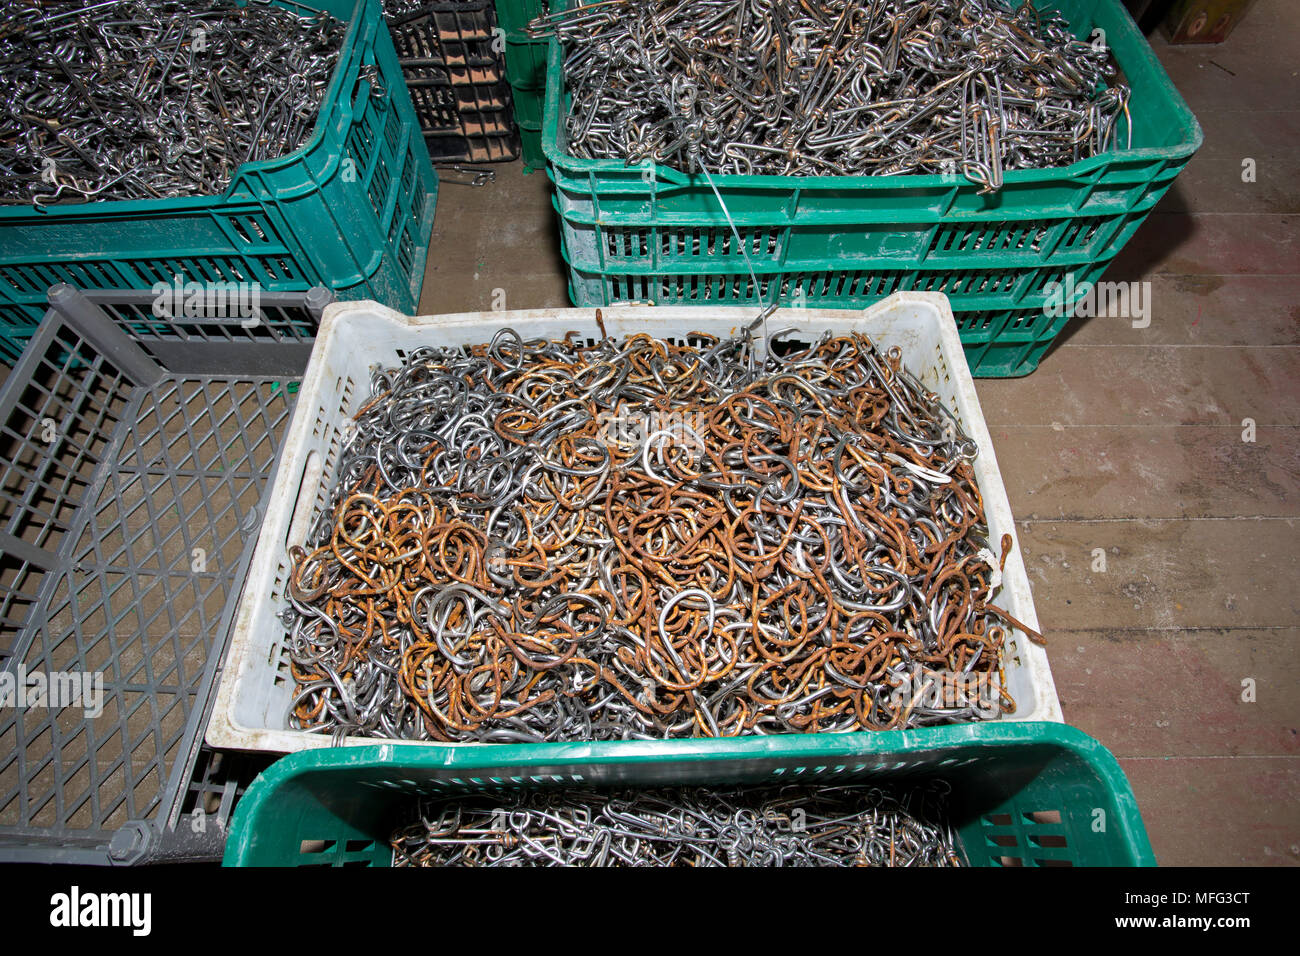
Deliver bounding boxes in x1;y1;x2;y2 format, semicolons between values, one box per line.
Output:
284;323;1039;742
0;0;347;206
531;0;1131;191
391;783;966;867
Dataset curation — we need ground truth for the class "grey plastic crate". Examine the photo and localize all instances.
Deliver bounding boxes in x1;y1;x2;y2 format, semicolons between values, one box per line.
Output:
0;284;330;864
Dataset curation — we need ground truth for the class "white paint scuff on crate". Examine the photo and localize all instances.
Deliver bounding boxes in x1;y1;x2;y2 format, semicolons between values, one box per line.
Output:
207;293;1060;754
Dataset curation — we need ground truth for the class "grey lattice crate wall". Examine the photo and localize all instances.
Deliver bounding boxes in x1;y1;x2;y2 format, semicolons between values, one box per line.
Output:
0;284;329;863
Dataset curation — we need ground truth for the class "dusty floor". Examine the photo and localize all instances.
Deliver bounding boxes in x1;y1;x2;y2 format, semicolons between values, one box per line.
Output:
416;4;1299;867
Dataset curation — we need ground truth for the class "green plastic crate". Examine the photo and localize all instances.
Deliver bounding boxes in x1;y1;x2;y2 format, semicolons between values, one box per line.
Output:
512;81;544;128
520;121;546;173
223;723;1155;866
498;18;547;173
503;30;548;175
504;31;549;88
509;69;545;173
541;0;1201;377
0;0;438;366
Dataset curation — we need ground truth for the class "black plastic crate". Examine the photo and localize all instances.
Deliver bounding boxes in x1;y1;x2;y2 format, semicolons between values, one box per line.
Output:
385;1;521;163
409;75;522;163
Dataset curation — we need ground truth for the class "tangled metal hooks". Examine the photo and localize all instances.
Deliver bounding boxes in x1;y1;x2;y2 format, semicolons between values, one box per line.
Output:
391;782;966;867
530;0;1130;191
283;322;1043;743
0;0;346;206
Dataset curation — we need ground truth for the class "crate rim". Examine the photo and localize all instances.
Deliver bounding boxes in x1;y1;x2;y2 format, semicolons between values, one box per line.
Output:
0;0;369;222
539;0;1203;187
222;722;1156;866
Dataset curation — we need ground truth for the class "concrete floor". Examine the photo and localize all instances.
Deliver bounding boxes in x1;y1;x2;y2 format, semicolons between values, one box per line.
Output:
416;2;1299;867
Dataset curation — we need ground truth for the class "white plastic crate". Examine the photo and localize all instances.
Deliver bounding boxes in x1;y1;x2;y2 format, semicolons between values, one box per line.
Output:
207;293;1060;754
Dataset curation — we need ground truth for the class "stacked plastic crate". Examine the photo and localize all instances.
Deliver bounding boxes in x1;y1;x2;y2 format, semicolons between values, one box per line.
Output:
538;0;1202;376
385;1;522;163
494;0;549;171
